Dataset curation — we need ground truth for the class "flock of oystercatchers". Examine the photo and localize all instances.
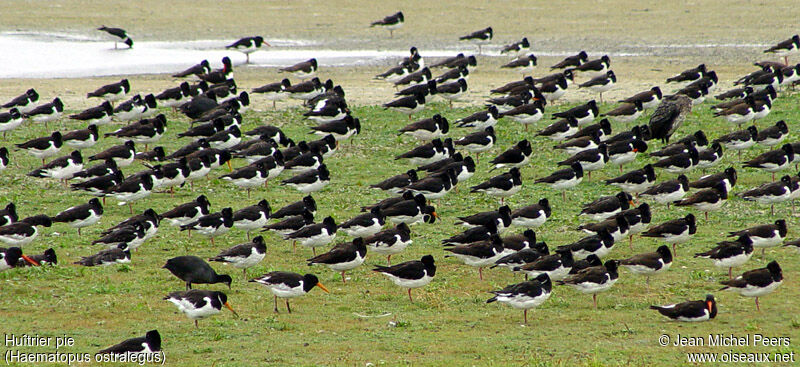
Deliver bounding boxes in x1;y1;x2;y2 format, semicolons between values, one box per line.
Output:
0;12;799;354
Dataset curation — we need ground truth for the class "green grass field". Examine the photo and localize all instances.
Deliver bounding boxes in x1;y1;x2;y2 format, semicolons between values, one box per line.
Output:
1;82;799;366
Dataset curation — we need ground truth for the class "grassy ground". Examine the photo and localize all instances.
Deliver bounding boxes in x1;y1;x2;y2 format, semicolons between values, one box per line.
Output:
1;81;800;366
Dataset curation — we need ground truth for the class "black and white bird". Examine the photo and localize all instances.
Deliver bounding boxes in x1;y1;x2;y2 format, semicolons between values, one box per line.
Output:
23;97;64;128
88;79;130;103
284;216;337;255
62;124;100;150
156;82;192;109
97;25;133;48
729;220;787;255
27;150;84;182
363;223;412;265
713;126;758;158
641;214;697;256
651;145;699;174
172;60;211;79
0;147;6;172
557;260;619;309
50;198;103;236
675;183;728;221
620;86;663;110
374;255;436;301
487;91;532;113
160;195;211;228
713;96;757;125
459;27;493;54
640;175;690;208
511;199;551;228
696;142;724;170
557;144;609;177
457;205;512;232
535;162;583;200
249;272;329;313
271;196;317;221
607;139;647;169
498;230;546;254
209;236;267;278
1;247;39;270
395;138;453;166
694;235;754;278
690;167;738;195
486;273;552;324
569;55;610;77
667;64;708;84
756;120;788;147
382;194;438;225
490;140;532;170
252;79;292;109
70;170;124;201
179;208;233;245
262;209;315;237
436;78;468;107
104;173;153;214
69;102;113;126
552;100;598;127
339;207;385;238
98;330;161;355
307;238;367;283
602;100;643;124
619;245;672;284
403;169;457;200
470;168;522;204
578;71;616;103
199;57;234;84
444;235;505;280
226;36;269;63
89;140;136;167
232;200;271;239
0;108;23;137
738;175;795;216
384;93;426;120
164;290;238;328
743;143;794;181
501;54;537;76
15;131;62;165
281;164;330;193
71;157;118;182
102;208;160;241
0;203;17;227
91;221;146;250
605;164;656;194
0;215;52;247
370;169;418;194
311;116;361;142
115;94;157;122
720;261;782;311
763;34;799;65
74;243;131;266
2;88;39;113
280;58;318;80
579;192;633;221
370;11;404;37
220;162;269;198
499;100;546;130
399;114;449;140
514;248;574;282
566;118;613;142
551;51;589;70
650;294;717;322
501;37;531;57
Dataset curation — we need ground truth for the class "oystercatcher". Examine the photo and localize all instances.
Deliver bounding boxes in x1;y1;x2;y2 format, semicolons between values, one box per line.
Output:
457;205;512;231
97;26;133;48
398;114;448;140
199;57;234;84
535;162;583;200
764;34;799;65
511;199;551;228
579;192;632;222
2;89;38;113
395;138;451;166
490;140;532;170
641;214;696;255
513;248;573;282
281;164;330;193
551;51;588;69
690;167;737;195
180;208;233;245
384;93;425;120
501;37;531;57
501;54;537;76
470;168;522;204
89;140;136;167
311;115;361;142
252;79;292;109
27;150;83;183
173;60;211;79
442;221;497;246
0;108;23;138
307;238;367;282
694;235;754;278
1;247;39;270
374;255;435;301
114;94;157;122
675;182;728;220
284;216;337;255
364;223;412;265
280;58;318;80
487;273;552;324
88;79;130;103
164;290;237;328
106;115;167;150
720;261;782;311
608;139;647;170
605;164;656;194
738;175;794;215
557;144;608;178
209;236;267;279
0;215;51;247
104;174;153;214
91;222;146;250
436;78;468;107
226;36;269;64
459;27;493;54
370;11;404;37
98;330;161;355
103;208;159;241
579;71;616;103
729;220;786;255
651;294;717;322
156;82;192;109
619;245;672;284
499;100;545;130
640;174;689;209
262;209;315;237
603;101;643;125
23;97;63;128
444;234;505;280
16;131;62;165
370;170;418;194
756;120;788;147
50;198;102;236
75;243;131;266
339;207;385;238
537;117;579;142
0;203;17;227
160;195;211;228
743;143;794;181
232;200;270;239
220;162;268;198
557;260;619;308
271;196;316;220
651;145;699;174
403;169;457;200
382;195;437;225
552;100;598;127
249;272;329;313
569;55;610;77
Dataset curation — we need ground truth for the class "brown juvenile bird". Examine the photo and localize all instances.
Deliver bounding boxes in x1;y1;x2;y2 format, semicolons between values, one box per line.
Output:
648;94;692;144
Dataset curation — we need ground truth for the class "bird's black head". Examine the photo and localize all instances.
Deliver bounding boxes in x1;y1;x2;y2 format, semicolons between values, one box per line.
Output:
70;150;83;164
221;207;234;223
677;174;690;191
781;143;795;162
422;206;438;224
656;245;672;262
632;139;648;153
603;259;619;273
642;164;656;181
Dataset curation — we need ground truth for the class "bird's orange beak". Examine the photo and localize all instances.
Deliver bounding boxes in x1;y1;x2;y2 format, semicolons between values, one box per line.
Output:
316;282;330;293
433;211;440;219
265;42;272;47
706;301;713;312
224;301;239;317
21;254;39;266
227;160;233;172
632;148;638;153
